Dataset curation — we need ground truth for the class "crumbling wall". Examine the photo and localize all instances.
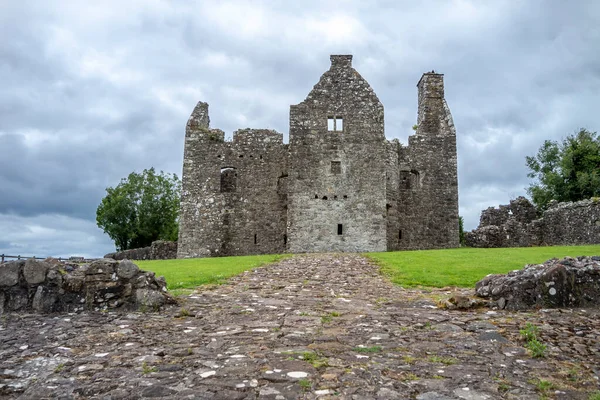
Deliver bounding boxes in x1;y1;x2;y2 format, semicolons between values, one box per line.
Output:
396;73;460;249
466;197;600;247
104;240;177;260
0;258;174;314
177;102;287;258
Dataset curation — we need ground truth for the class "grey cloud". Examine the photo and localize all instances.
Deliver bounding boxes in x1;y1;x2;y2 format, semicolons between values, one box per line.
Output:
1;0;599;256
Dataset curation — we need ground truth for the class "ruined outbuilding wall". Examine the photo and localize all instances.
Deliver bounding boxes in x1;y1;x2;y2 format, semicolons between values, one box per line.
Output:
466;197;600;247
0;258;173;314
177;103;287;258
104;240;177;261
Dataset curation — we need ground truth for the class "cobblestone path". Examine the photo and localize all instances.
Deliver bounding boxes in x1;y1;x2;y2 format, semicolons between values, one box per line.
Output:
1;254;599;399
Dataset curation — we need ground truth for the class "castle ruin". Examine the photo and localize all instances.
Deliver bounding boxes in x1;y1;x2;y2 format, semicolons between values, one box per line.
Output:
177;55;459;258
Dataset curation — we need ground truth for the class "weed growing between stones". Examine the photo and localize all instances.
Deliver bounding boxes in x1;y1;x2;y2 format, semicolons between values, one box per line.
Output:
54;363;65;373
493;376;511;393
519;323;547;358
298;379;311;391
353;346;382;353
402;355;417;364
300;352;329;368
528;378;555;396
427;355;457;365
141;362;157;375
320;311;341;322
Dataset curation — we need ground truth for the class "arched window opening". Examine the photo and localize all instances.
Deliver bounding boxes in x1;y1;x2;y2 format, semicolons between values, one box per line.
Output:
220;167;237;193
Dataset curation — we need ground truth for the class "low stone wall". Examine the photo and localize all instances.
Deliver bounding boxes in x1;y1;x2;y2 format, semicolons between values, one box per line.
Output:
465;197;600;248
104;240;177;260
0;258;176;314
476;256;600;310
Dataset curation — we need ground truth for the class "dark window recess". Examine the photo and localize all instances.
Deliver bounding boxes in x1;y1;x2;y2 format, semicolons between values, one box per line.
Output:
220;167;237;192
322;196;328;200
239;154;244;158
343;195;348;199
283;234;287;245
399;230;402;240
254;234;257;245
400;171;411;190
315;194;319;199
386;203;392;210
333;195;338;200
331;161;341;174
338;224;343;235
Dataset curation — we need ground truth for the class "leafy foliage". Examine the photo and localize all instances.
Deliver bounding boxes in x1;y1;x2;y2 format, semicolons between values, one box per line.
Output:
526;128;600;209
96;168;181;251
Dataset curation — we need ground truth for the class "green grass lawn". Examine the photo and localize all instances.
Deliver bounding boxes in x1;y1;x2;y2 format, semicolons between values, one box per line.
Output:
366;245;600;288
136;254;287;292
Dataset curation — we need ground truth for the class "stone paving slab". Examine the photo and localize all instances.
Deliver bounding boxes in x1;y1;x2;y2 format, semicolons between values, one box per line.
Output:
1;254;599;399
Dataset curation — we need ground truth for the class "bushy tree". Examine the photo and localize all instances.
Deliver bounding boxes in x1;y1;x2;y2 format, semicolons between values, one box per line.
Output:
96;168;181;251
526;128;600;210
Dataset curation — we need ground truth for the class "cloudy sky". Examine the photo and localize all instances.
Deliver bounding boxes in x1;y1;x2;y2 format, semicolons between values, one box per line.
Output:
1;1;599;258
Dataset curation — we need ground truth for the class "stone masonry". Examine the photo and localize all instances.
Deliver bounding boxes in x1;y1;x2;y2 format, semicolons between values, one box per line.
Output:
466;197;600;248
2;254;599;398
178;55;459;258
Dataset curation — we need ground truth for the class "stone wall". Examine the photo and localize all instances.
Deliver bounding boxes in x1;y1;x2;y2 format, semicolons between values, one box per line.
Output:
0;258;174;314
287;55;386;253
177;55;460;257
466;197;600;247
104;240;177;260
395;73;459;250
177;104;288;258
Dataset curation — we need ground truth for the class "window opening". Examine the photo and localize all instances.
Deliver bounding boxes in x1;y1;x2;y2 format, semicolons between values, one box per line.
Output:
337;224;343;235
327;116;344;132
331;161;341;174
322;196;328;200
315;194;318;199
399;230;402;240
220;167;237;193
336;116;343;131
327;117;335;131
254;234;257;244
283;234;287;245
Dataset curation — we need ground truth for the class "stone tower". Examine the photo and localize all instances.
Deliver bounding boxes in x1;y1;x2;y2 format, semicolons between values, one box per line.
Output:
287;55;386;252
177;55;459;258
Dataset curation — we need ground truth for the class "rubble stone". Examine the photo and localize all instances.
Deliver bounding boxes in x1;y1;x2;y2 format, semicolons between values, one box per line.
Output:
0;258;175;314
476;256;600;310
466;197;600;248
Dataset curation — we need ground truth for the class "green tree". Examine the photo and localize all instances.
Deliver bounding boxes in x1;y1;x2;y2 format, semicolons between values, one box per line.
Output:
526;128;600;210
96;168;181;251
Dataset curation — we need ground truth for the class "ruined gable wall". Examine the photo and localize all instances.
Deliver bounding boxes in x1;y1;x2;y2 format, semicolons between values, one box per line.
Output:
177;102;287;258
397;74;460;249
287;55;387;253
